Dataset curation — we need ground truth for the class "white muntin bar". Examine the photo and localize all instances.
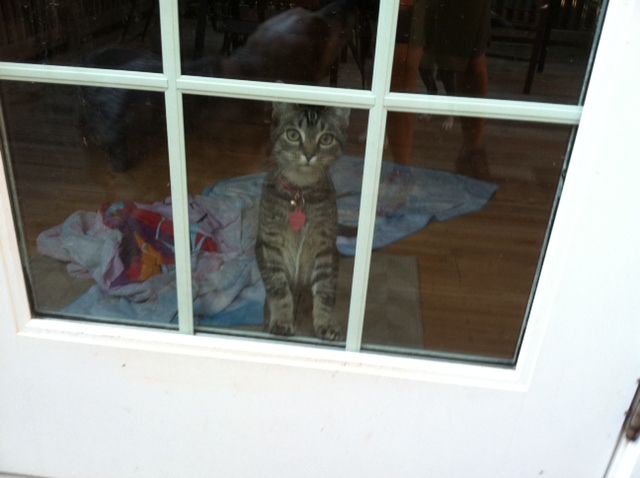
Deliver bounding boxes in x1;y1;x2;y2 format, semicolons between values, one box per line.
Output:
177;75;375;109
0;62;167;91
0;0;588;349
345;0;401;352
159;0;194;335
0;99;32;331
385;93;583;125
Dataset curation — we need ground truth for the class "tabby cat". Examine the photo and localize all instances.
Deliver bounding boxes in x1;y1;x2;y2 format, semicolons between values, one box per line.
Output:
256;103;350;340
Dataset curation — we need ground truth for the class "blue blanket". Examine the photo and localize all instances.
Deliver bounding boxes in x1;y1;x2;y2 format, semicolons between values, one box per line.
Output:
204;155;498;255
64;156;497;327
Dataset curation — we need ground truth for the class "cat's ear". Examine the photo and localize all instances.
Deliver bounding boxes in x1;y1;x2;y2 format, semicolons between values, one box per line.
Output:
332;107;351;127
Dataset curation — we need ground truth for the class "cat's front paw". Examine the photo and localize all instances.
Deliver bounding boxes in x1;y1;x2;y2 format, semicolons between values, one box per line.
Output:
269;320;296;336
314;322;341;341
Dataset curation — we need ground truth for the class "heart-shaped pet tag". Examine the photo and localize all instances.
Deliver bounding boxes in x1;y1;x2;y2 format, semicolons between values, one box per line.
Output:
289;208;306;231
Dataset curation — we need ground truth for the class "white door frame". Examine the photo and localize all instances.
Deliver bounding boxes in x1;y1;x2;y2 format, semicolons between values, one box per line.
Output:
1;0;639;477
607;439;640;478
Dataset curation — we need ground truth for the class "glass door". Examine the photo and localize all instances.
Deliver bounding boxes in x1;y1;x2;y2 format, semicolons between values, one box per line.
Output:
1;1;639;476
0;0;603;364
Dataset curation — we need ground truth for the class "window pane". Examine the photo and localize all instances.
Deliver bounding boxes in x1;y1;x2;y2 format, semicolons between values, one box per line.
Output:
184;96;367;343
0;1;162;72
361;112;572;362
391;0;603;103
177;0;376;89
1;81;176;328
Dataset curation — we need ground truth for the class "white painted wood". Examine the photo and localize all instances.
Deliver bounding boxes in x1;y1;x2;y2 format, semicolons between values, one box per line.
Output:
384;93;582;124
0;62;167;91
177;75;376;109
1;0;639;477
13;318;524;389
0;135;31;332
159;0;194;334
0;474;42;478
345;0;399;350
605;439;640;478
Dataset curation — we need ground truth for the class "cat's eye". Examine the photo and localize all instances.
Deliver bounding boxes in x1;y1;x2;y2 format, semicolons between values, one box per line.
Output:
318;133;335;146
285;129;301;142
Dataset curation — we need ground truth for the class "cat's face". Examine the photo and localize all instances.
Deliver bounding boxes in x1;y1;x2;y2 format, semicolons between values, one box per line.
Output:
271;103;350;186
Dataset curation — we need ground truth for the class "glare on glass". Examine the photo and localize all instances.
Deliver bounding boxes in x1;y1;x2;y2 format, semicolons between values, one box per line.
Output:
0;1;162;72
0;0;604;364
1;81;175;328
391;0;602;103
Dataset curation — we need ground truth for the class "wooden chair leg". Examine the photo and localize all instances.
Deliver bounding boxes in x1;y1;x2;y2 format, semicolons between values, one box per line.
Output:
523;2;550;94
120;0;138;42
330;60;339;87
193;0;209;59
537;0;558;73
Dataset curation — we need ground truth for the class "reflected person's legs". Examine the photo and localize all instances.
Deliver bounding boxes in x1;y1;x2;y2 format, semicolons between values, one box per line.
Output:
456;53;490;178
387;43;423;165
377;41;423;216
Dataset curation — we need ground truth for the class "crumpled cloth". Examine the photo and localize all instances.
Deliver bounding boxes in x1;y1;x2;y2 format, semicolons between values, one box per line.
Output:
37;155;497;326
37;194;265;326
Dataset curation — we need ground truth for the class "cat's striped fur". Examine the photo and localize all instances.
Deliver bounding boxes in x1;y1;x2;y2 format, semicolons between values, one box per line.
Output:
256;103;350;340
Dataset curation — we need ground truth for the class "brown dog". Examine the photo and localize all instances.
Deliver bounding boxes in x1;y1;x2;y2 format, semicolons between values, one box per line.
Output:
80;0;357;171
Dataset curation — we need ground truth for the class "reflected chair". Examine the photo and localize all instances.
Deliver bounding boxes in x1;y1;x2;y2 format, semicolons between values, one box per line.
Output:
490;0;602;94
489;0;551;94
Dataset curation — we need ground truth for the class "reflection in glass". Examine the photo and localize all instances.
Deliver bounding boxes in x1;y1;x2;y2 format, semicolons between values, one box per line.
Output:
1;81;175;327
184;96;368;342
363;112;572;362
391;0;603;103
0;1;161;71
178;0;376;89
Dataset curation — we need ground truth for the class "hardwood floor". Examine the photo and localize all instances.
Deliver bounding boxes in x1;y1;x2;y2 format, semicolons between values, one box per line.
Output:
0;25;590;363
